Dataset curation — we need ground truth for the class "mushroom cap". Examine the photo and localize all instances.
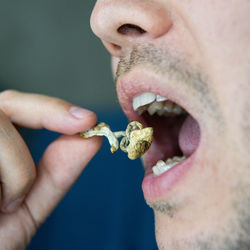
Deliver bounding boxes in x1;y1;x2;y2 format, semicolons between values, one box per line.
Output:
126;127;153;160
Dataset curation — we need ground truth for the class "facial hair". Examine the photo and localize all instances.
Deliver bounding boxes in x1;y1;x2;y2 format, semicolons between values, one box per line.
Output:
115;44;250;249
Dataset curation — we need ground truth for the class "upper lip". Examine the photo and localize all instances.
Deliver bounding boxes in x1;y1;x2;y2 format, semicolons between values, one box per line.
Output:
116;67;199;125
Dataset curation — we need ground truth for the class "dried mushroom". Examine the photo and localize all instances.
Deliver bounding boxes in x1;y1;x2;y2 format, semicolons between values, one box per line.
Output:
80;121;153;160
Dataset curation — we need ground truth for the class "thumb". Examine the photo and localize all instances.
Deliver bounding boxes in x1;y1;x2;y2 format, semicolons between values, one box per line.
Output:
25;134;102;227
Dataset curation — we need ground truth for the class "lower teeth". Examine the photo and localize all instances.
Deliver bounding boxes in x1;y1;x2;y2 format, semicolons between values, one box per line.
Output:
152;156;186;176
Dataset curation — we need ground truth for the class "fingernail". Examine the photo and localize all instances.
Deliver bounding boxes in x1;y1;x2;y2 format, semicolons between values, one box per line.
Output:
70;106;92;119
4;197;24;213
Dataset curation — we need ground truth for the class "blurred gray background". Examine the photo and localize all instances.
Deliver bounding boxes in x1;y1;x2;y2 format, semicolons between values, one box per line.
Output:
0;0;117;110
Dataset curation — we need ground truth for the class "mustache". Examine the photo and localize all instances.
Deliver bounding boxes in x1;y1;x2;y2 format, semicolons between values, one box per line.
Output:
116;44;204;92
116;44;181;79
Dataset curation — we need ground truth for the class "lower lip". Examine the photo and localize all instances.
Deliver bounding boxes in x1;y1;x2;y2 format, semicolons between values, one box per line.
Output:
142;153;196;201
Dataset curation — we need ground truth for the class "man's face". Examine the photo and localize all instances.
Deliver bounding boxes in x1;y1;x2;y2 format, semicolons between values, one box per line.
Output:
91;0;250;249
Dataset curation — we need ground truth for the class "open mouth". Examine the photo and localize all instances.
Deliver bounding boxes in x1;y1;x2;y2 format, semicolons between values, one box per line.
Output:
117;71;201;201
133;92;200;176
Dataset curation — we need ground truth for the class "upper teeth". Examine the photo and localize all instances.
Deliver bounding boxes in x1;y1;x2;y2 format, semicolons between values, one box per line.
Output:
132;92;156;110
133;92;185;117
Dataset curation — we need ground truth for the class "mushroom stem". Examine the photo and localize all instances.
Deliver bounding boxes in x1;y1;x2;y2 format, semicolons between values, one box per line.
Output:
113;131;126;138
80;122;119;153
80;121;153;159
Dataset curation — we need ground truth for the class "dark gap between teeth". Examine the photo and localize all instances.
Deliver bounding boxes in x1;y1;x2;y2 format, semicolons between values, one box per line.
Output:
141;113;186;163
140;109;200;167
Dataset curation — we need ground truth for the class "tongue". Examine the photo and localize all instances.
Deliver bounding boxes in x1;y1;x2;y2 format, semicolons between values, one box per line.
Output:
179;115;200;156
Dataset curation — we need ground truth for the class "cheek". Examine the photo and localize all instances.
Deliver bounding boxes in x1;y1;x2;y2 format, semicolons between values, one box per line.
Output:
240;97;250;154
111;56;120;78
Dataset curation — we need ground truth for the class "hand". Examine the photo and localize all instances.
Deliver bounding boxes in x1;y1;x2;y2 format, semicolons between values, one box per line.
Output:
0;90;102;249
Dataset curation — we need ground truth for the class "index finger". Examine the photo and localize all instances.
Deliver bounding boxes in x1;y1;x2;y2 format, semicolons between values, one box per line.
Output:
0;90;97;135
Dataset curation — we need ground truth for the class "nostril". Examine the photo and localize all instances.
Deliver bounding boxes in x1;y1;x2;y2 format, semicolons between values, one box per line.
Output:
102;41;122;57
117;24;146;36
112;43;121;49
103;24;146;57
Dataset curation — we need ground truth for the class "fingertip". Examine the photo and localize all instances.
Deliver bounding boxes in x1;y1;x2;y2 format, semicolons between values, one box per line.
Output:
77;135;103;167
44;106;98;135
69;106;95;120
85;135;103;153
66;109;98;135
67;133;103;157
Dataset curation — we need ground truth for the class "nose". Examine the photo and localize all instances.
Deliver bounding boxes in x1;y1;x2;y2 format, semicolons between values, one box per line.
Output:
90;0;172;57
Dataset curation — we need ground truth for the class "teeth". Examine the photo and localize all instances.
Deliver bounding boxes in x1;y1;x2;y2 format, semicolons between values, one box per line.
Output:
157;108;165;116
163;102;173;112
133;92;156;111
172;104;183;115
147;102;164;115
146;101;185;117
133;92;185;117
156;95;168;102
152;156;186;176
137;106;147;115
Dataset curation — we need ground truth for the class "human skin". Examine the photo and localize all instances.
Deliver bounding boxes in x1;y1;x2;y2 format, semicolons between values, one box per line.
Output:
91;0;250;249
0;90;102;249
